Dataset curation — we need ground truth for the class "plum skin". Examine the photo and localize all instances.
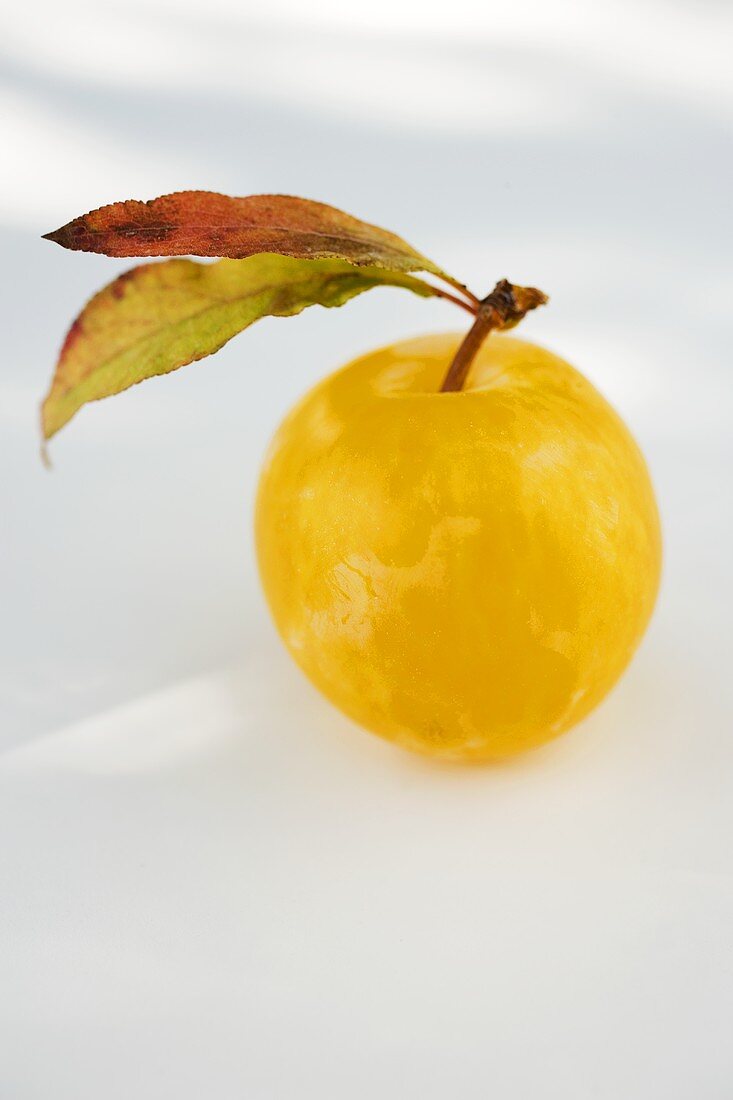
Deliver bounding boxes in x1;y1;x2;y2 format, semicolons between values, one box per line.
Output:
255;333;661;761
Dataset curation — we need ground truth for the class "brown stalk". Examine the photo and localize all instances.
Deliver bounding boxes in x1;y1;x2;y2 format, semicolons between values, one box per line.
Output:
439;280;548;393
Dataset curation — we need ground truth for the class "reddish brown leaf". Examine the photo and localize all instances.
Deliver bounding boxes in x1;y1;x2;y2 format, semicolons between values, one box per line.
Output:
43;191;466;292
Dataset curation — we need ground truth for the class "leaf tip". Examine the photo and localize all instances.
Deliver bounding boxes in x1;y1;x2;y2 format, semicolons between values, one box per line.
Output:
39;401;54;467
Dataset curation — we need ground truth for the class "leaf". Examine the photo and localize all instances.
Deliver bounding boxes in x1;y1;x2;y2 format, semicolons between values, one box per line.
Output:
41;254;439;441
43;191;465;291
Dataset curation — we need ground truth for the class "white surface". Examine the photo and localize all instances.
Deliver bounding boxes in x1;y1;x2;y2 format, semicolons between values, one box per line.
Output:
2;635;733;1097
2;0;732;1095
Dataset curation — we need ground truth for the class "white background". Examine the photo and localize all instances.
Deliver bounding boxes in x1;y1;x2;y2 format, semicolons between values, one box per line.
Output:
1;1;732;1096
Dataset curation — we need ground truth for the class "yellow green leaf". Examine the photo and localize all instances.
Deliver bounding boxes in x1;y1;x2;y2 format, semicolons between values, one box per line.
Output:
41;254;439;441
